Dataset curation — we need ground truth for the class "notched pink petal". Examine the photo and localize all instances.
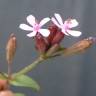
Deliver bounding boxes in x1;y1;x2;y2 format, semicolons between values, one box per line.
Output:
39;17;50;27
27;15;36;26
39;29;50;37
19;24;33;31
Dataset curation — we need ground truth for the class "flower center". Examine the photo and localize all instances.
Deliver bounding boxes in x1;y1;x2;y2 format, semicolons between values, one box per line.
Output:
63;19;73;30
33;23;40;32
62;23;69;31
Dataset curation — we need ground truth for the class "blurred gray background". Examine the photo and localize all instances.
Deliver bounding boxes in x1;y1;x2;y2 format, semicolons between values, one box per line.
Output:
0;0;96;96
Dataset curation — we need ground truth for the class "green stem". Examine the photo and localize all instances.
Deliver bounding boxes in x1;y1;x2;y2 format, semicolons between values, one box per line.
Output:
15;45;81;76
8;64;12;79
15;38;92;76
16;56;45;75
15;50;66;76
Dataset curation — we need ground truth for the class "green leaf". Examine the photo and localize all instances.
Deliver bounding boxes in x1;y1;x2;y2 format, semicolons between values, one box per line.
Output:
10;75;40;91
15;93;25;96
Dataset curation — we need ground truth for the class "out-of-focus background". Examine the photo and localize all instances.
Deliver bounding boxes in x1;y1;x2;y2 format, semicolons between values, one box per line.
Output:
0;0;96;96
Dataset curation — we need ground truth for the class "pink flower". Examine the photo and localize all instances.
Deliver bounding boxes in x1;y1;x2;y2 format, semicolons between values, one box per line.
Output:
19;15;50;37
51;13;82;37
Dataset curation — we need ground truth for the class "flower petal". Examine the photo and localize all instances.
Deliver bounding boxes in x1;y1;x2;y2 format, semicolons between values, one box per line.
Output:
19;24;33;31
54;13;63;25
27;31;37;37
27;15;36;26
62;29;70;36
67;30;82;37
68;19;79;28
39;29;50;37
39;17;50;27
51;17;61;28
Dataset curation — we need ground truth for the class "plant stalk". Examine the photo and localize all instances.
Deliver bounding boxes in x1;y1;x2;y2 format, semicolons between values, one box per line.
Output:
16;56;45;75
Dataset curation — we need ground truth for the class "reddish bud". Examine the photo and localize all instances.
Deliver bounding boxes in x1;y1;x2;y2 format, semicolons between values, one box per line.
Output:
47;25;58;44
51;30;64;45
6;33;17;64
0;80;8;91
35;34;49;54
35;25;65;54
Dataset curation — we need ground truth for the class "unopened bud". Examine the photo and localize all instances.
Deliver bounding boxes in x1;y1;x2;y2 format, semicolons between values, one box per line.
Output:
47;25;58;44
51;31;64;45
87;36;96;43
6;33;17;64
35;34;48;54
64;38;93;56
0;79;8;91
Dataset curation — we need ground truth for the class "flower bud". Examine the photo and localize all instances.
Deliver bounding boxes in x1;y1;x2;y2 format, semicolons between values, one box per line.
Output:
0;79;8;91
51;30;64;45
6;33;17;64
87;36;96;43
0;90;14;96
64;38;93;56
35;34;48;54
47;25;58;44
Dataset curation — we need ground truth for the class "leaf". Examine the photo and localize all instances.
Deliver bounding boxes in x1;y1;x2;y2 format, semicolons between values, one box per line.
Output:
15;93;25;96
10;75;40;91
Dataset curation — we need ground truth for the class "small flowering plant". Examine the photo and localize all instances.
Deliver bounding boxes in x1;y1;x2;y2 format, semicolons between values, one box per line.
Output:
0;13;95;96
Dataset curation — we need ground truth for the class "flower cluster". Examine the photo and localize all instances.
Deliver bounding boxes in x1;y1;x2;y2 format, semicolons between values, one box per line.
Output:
19;13;82;54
